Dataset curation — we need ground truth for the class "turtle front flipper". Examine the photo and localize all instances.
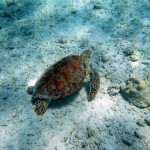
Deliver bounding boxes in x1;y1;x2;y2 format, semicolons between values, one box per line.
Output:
88;68;100;101
35;99;51;115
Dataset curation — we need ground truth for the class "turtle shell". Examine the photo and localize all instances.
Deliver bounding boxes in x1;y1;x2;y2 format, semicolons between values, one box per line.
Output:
32;55;87;100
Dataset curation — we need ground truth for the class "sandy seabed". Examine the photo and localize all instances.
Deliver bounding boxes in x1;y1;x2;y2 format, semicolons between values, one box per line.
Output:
0;0;150;150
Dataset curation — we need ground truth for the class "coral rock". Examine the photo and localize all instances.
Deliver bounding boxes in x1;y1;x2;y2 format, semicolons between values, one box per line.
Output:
120;77;150;108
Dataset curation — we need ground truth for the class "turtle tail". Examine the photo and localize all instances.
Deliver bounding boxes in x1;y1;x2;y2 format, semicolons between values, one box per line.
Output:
88;67;100;101
35;100;50;115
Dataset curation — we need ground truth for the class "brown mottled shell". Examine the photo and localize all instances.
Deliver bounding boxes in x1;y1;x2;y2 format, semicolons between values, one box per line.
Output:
32;55;87;100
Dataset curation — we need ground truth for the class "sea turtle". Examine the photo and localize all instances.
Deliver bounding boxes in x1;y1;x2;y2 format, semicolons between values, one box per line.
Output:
27;50;100;115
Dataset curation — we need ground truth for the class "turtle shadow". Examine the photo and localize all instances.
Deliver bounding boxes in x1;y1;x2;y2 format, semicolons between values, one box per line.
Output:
48;81;90;109
49;91;79;109
83;80;90;97
30;80;90;109
30;89;80;109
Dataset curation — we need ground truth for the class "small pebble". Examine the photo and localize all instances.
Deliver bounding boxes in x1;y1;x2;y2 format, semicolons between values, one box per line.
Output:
86;127;95;137
24;30;33;36
122;136;134;146
101;54;108;63
80;140;88;148
134;130;145;139
62;137;68;142
2;93;9;100
71;9;78;15
107;85;119;95
124;49;135;56
136;119;146;126
3;12;12;18
130;54;138;62
106;123;111;127
93;4;102;9
144;115;150;126
109;129;114;136
6;44;14;50
58;38;67;44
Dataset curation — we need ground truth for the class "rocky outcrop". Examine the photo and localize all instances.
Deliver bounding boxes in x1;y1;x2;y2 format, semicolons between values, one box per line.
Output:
120;76;150;108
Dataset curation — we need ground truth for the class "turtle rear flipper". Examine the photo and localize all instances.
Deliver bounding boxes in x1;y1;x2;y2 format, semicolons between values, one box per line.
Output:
35;99;51;115
88;68;100;101
27;86;34;95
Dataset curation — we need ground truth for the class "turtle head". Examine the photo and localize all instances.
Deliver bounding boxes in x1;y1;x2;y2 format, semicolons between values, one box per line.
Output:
80;50;92;63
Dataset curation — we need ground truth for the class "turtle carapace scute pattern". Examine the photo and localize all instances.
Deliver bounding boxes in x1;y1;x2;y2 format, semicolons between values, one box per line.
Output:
27;50;100;115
